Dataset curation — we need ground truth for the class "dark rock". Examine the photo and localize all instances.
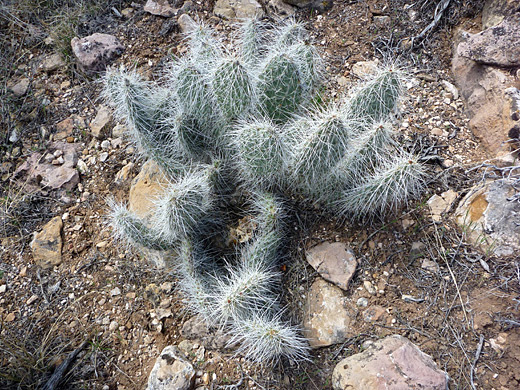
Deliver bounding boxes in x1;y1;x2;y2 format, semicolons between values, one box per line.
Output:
283;0;333;12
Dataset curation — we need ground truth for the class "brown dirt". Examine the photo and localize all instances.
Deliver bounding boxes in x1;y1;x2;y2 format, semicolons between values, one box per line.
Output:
1;1;519;389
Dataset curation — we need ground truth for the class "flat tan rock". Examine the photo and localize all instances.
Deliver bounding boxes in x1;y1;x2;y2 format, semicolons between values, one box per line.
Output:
303;278;356;348
31;216;63;269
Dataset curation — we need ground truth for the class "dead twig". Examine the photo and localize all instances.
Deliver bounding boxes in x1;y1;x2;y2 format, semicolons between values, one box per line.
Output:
41;341;88;390
411;0;451;47
470;335;485;390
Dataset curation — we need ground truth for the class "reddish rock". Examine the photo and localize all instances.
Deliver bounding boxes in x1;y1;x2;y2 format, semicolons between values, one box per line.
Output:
332;335;448;390
306;242;357;291
71;33;124;73
452;33;516;155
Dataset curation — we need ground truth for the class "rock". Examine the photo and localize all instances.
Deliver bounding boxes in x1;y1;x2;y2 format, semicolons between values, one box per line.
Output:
283;0;333;12
351;60;379;78
90;106;113;139
129;160;169;223
457;15;520;68
41;53;65;73
110;287;121;296
177;13;198;33
454;179;520;256
121;7;134;18
421;259;439;273
9;78;30;97
31;216;63;269
452;32;516;155
144;0;176;17
56;114;85;140
373;15;390;26
147;346;195;390
14;153;79;191
362;305;386;322
99;152;109;162
77;159;88;175
303;278;355;348
115;162;135;183
268;0;295;16
482;0;520;29
159;18;178;36
332;335;448;390
71;33;124;73
214;0;264;20
441;80;459;100
112;123;127;138
427;189;458;222
100;140;111;150
363;280;376;295
409;241;426;262
181;315;231;350
305;242;357;291
356;297;368;307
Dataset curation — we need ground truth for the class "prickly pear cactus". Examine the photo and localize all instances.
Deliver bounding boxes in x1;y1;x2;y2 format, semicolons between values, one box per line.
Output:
104;19;426;365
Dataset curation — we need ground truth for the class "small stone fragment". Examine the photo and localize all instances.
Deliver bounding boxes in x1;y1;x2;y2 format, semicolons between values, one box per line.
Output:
147;346;195;390
115;162;134;183
110;287;121;296
178;13;198;33
363;280;376;295
421;259;439;273
41;53;65;73
144;0;176;17
90;106;113;139
9;78;30;97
